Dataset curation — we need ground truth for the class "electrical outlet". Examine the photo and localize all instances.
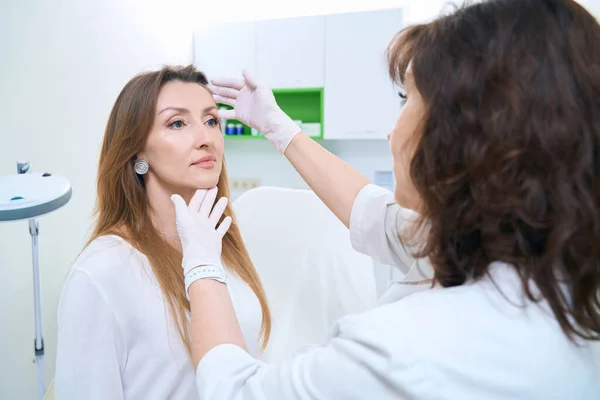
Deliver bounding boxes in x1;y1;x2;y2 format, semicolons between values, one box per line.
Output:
231;179;260;191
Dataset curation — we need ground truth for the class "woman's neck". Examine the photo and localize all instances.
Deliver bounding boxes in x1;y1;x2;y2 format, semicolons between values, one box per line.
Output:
145;176;195;242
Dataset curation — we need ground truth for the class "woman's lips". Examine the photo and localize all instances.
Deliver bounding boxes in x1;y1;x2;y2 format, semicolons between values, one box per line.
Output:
193;160;215;168
191;156;216;168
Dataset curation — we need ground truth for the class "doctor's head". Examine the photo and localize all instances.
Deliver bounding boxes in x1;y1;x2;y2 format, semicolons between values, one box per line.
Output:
386;0;600;341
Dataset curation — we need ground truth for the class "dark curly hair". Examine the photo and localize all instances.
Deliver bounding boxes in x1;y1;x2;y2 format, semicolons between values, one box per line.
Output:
387;0;600;341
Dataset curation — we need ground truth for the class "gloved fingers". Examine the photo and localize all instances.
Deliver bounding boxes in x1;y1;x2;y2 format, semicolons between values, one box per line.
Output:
188;189;208;213
199;186;219;218
218;109;236;120
213;95;236;107
209;197;229;228
210;85;239;99
242;69;258;89
216;216;233;238
170;194;189;225
205;83;223;96
210;76;246;91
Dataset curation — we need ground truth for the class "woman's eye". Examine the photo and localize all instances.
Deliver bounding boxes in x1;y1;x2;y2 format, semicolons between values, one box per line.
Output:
206;117;220;128
168;119;185;129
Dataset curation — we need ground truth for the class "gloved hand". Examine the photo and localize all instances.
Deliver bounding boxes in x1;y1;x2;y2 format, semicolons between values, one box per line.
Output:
209;70;302;154
170;187;232;277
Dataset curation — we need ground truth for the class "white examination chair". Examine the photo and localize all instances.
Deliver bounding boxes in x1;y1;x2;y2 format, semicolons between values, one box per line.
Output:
233;186;378;363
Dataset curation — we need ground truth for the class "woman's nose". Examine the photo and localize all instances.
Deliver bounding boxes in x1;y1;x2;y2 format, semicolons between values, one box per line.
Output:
193;125;215;148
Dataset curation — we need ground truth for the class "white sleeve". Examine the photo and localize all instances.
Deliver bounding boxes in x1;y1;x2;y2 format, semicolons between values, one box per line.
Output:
195;318;428;399
349;184;421;274
55;269;126;400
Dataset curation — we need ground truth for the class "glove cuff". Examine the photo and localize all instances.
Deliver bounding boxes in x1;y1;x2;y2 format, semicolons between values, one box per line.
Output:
266;112;302;154
184;264;227;299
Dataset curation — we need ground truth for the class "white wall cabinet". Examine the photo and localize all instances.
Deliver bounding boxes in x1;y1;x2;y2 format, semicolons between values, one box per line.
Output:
194;21;256;80
323;9;403;140
255;16;325;89
193;7;405;140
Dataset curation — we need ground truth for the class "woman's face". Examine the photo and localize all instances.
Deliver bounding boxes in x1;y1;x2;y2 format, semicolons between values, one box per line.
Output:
139;81;224;194
388;65;426;211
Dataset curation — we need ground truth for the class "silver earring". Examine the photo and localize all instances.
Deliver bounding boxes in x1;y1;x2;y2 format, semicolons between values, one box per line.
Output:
135;159;149;175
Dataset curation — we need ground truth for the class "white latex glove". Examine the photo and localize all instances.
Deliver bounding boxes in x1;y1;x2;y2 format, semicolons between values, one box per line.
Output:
209;70;302;154
170;187;232;276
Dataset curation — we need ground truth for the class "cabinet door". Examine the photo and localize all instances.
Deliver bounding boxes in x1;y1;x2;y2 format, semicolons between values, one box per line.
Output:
255;16;325;89
324;9;403;140
194;21;256;80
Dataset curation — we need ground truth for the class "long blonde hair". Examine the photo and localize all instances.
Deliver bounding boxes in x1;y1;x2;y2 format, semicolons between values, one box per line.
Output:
89;64;271;353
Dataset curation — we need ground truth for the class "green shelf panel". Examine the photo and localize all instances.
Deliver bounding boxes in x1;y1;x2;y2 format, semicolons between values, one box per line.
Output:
274;88;322;124
217;87;324;139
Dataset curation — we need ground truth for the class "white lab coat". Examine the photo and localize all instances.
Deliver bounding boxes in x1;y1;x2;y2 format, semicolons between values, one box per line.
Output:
195;184;600;399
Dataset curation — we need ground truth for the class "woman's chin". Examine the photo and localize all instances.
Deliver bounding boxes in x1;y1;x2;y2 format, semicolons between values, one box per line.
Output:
190;178;219;190
188;170;220;190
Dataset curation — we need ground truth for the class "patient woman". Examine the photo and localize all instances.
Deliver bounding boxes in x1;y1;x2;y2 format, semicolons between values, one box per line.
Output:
54;65;271;399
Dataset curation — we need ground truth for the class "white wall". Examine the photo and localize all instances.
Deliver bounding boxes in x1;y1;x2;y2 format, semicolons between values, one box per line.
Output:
225;140;393;198
581;0;600;18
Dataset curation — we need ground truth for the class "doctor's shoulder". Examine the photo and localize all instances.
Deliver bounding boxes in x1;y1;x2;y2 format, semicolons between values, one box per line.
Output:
329;269;600;397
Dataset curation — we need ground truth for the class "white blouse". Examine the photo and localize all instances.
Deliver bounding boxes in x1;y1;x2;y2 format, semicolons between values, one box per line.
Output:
55;235;263;399
194;184;600;399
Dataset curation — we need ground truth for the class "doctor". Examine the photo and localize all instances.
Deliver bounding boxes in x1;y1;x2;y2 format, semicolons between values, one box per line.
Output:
170;0;600;398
